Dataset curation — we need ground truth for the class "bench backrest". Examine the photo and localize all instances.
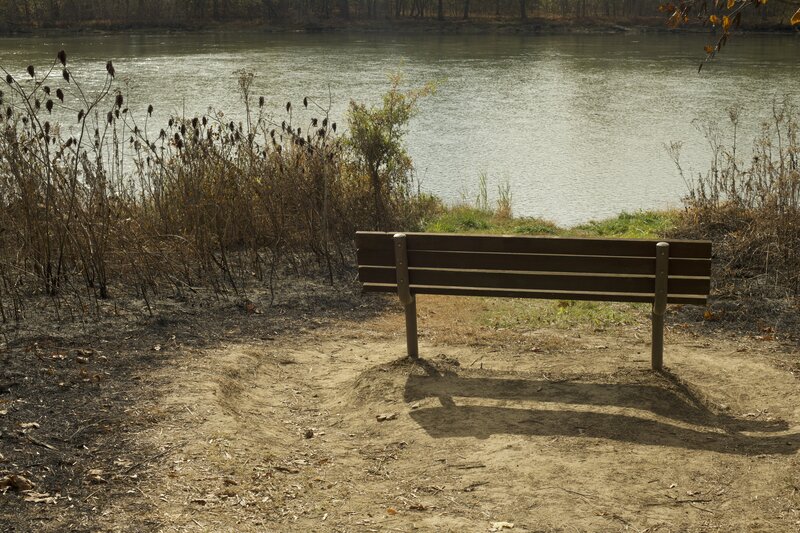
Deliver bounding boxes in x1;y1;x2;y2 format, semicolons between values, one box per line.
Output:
356;231;712;305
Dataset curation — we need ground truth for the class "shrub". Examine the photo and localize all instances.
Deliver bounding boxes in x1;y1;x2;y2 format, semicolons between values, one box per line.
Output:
670;99;800;300
0;54;435;320
346;74;435;230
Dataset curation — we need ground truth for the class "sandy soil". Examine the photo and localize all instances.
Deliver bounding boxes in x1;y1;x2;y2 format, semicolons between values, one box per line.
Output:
1;284;799;532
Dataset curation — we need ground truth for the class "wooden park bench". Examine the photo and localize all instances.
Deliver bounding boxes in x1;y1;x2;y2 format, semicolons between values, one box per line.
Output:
356;231;712;370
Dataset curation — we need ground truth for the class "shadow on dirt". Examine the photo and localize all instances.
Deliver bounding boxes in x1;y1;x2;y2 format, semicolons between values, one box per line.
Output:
0;280;387;532
404;359;800;455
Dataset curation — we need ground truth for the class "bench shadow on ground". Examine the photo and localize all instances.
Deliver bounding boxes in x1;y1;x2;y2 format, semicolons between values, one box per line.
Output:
403;359;800;456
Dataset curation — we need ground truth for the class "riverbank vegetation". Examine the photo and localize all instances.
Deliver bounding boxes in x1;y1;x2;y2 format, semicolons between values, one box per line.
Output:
0;55;436;320
0;0;794;32
670;100;800;301
1;53;798;331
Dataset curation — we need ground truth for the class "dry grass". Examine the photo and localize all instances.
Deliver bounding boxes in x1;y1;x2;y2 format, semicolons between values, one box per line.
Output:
670;100;800;302
0;55;435;321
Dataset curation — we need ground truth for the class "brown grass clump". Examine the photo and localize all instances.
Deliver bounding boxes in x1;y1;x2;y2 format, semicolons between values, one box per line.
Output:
0;53;435;321
670;100;800;302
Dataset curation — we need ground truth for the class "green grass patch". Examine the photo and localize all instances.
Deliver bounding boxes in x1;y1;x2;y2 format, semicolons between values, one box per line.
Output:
426;207;678;239
482;298;645;331
574;210;677;239
424;207;676;330
425;206;560;235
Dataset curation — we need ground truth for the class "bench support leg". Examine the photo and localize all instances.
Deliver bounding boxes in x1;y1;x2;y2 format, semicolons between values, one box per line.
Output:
404;297;419;359
651;312;664;371
394;233;419;359
652;242;670;371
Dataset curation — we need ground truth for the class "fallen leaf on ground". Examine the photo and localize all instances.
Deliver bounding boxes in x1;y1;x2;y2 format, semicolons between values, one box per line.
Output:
20;422;40;429
386;507;397;515
490;522;515;531
24;492;57;504
0;474;35;491
86;469;107;484
376;413;397;422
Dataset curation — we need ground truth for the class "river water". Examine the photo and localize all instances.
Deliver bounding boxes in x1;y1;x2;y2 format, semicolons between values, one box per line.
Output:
1;31;798;225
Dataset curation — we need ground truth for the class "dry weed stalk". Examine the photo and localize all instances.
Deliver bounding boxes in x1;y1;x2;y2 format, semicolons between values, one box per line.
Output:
671;99;800;299
0;54;434;321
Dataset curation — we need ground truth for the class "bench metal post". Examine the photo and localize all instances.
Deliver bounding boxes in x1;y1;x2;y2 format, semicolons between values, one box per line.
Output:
394;233;418;359
651;242;669;371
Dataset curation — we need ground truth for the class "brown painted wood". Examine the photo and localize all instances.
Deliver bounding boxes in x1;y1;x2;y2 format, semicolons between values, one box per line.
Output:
358;266;710;295
356;231;712;259
651;242;670;371
361;283;708;305
356;248;712;277
393;234;419;359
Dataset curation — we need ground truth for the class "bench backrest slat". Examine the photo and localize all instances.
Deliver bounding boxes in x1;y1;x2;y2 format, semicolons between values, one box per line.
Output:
356;231;712;259
360;284;708;305
357;249;711;277
356;231;712;306
359;267;710;295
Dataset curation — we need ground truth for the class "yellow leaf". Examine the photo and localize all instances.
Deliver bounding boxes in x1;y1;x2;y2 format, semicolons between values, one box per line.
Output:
791;8;800;25
727;0;735;8
704;45;715;54
722;15;731;31
709;14;719;24
387;507;397;515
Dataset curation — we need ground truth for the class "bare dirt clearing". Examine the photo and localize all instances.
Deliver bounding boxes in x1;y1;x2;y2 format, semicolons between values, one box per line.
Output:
2;288;800;532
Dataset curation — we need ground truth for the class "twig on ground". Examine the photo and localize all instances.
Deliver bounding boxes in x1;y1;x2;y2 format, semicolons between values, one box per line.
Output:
27;434;58;450
125;443;181;474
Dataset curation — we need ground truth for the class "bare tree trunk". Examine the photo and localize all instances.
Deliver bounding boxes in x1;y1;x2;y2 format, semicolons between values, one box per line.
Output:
463;0;469;19
438;0;444;20
520;0;527;20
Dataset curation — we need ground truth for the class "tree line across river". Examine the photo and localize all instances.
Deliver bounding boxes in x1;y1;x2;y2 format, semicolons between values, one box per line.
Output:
0;0;792;30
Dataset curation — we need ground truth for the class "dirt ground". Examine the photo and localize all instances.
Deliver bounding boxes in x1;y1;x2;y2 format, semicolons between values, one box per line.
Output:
1;281;799;532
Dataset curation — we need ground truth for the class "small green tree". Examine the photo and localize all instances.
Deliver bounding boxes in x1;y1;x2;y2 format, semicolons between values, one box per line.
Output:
347;75;434;230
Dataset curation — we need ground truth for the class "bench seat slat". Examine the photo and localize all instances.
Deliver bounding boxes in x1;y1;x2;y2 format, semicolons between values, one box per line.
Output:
357;249;712;277
356;231;712;259
361;283;708;305
358;266;710;295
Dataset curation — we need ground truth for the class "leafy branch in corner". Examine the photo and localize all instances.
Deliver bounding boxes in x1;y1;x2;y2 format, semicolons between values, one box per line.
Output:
659;0;800;70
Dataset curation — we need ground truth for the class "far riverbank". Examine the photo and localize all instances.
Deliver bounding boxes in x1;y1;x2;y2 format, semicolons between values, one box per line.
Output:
2;15;798;38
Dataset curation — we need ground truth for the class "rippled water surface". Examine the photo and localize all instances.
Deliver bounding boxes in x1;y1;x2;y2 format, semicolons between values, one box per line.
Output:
1;31;798;225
